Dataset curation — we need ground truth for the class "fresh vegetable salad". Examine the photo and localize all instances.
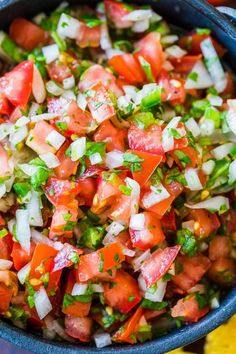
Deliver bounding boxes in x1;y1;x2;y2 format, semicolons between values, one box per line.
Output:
0;0;235;348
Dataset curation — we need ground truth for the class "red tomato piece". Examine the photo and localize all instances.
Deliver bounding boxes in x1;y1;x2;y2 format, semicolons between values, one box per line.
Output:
113;307;143;344
171;294;209;323
108;193;133;224
54;141;79;179
77;178;97;206
0;144;11;177
208;235;231;261
77;23;101;48
108;54;145;84
0;232;13;260
65;315;93;342
171;55;202;74
171;146;199;169
104;0;133;29
172;254;211;292
208;257;236;286
9;18;48;51
158;70;186;105
47;61;72;83
0;283;13;314
0;60;33;107
76;243;125;282
130;212;165;250
26;120;57;155
94;120;126;152
141;245;181;287
128;123;164;155
87;83;115;123
104;270;141;313
11;242;35;271
220;208;236;235
52;243;83;272
190;209;220;238
0;93;13;116
44;177;80;206
160;208;177;231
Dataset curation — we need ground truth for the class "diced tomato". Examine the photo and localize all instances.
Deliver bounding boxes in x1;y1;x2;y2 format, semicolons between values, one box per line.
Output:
104;0;133;28
76;243;125;282
113;307;143;344
26;120;58;154
29;243;62;293
208;0;228;4
94;120;126;152
49;200;79;239
0;94;13;116
160;208;177;231
0;144;11;177
52;243;83;272
0;232;13;260
208;235;231;261
104;270;141;313
170;146;199;169
0;283;13;314
189;209;220;238
44;177;80;206
171;55;202;74
128;123;164;156
208;257;236;286
87;83;115;123
172;254;211;291
65;315;93;342
9;18;48;51
144;309;166;321
141;245;181;287
77;178;97;206
54;141;79;179
158;70;186;105
108;54;145;84
47;61;72;83
130;212;165;250
11;242;35;271
77;23;101;48
134;32;164;78
0;60;33;107
220;208;236;235
108;193;133;224
0;214;5;226
171;294;209;323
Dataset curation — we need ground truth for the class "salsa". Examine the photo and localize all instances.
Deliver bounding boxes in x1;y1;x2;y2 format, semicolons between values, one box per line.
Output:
0;0;235;348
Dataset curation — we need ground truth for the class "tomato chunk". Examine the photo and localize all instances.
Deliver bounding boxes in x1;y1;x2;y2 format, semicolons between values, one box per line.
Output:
52;243;83;272
0;94;13;116
104;0;132;29
11;242;35;271
54;141;79;179
208;257;236;286
128;123;164;155
87;83;115;123
77;23;101;48
0;283;13;314
47;61;71;83
94;120;126;152
44;177;80;206
171;294;209;323
158;70;186;105
113;307;143;344
0;232;13;260
190;209;220;238
208;235;231;261
108;54;145;84
65;315;93;342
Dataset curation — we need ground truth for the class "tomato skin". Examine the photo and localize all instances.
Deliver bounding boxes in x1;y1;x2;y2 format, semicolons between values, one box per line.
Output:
171;55;202;74
0;60;33;107
190;209;220;238
170;146;199;169
104;270;141;313
0;283;13;314
52;243;83;272
0;232;13;260
134;32;164;78
128;123;164;156
44;177;81;206
172;254;211;292
0;94;13;116
158;70;186;105
87;83;115;123
208;235;231;261
77;23;101;48
208;257;236;286
108;54;145;84
11;242;35;271
9;18;48;51
65;315;93;342
54;141;79;179
130;212;165;250
141;245;181;287
171;295;209;323
113;307;143;344
94;120;126;152
104;0;132;29
47;61;71;83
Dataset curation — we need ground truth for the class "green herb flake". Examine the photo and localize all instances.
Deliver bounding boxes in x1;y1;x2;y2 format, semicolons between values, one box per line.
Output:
99;252;104;273
177;228;197;256
174;150;191;167
123;152;144;173
188;71;198;82
119;184;132;196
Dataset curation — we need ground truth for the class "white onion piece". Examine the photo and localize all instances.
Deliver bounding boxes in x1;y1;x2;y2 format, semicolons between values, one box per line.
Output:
94;333;112;348
16;209;31;254
117;95;132;112
144;278;167;302
211;143;234;160
100;23;112;50
182;220;195;233
10;126;28;146
18;164;38;176
185;117;201;138
71;283;88;296
33;12;46;25
199;241;209;252
185;60;213;90
210;296;220;309
0;259;12;270
202;160;215;175
162;116;181;152
132;19;149;33
35;287;52;320
39;153;60;168
162;60;174;72
0;184;6;198
185;168;203;191
229;160;236;184
138;274;147;293
142;184;170;209
15;116;30;127
27;190;43;227
129;213;145;230
121;246;136;257
200;119;215;136
106;221;125;236
165;45;187;59
135;83;159;105
46;130;65;150
77;93;87;110
106;49;124;60
17;262;31;284
63;76;75;90
42;44;59;64
32;65;46;104
132;250;150;271
30;113;58;122
102;233;116;246
161;35;179;45
31;229;56;248
125;177;140;215
207;95;223;107
105;150;124;169
62;90;76;101
123;85;138;102
46;80;64;96
226;108;236;135
0;122;12;141
185;196;230;213
122;9;152;21
57;13;80;39
89;153;103;165
188;284;205;294
5;176;14;193
200;38;227;93
70;137;86;161
29;102;40;117
91;283;104;293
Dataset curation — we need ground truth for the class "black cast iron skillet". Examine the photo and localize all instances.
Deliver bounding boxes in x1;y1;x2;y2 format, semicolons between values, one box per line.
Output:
0;0;236;353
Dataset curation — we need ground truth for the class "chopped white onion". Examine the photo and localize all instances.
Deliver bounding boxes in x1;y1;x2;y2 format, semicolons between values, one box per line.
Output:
105;150;124;169
106;221;125;236
42;44;60;64
15;116;30;127
129;213;145;230
102;233;116;246
162;60;174;72
39;153;60;168
199;241;209;252
226;108;236;135
71;283;88;296
135;83;159;105
142;184;170;208
185;196;230;213
199;119;215;136
30;112;58;122
0;122;13;141
132;19;150;33
207;95;223;107
0;184;6;198
211;143;234;160
200;38;227;93
32;65;46;104
144;278;167;302
10;126;28;146
100;23;112;50
161;35;179;45
77;93;87;110
89;152;103;165
165;45;187;59
62;90;76;101
91;283;104;293
210;296;220;309
63;76;75;90
185;117;201;138
18;163;38;176
123;85;138;102
57;13;80;39
16;209;31;254
202;160;215;175
94;332;112;348
35;287;52;320
132;250;150;271
46;130;65;150
122;9;152;22
125;177;140;215
185;60;213;90
31;229;55;248
70;137;86;161
0;259;12;270
117;95;132;112
182;220;195;233
46;80;64;96
229;160;236;184
27;190;43;227
185;168;203;191
188;284;205;294
121;246;136;257
17;262;31;284
162;116;181;152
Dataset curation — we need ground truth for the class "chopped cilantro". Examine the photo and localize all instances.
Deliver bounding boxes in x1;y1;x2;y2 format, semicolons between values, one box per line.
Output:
99;252;104;272
177;228;197;256
123;152;144;173
119;184;132;196
174;150;191;167
140;299;168;310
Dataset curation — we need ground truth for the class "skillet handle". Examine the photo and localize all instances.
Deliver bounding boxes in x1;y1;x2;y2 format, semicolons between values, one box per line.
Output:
217;6;236;26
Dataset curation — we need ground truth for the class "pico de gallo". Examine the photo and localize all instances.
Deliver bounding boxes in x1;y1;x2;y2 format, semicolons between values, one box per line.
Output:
0;0;235;348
